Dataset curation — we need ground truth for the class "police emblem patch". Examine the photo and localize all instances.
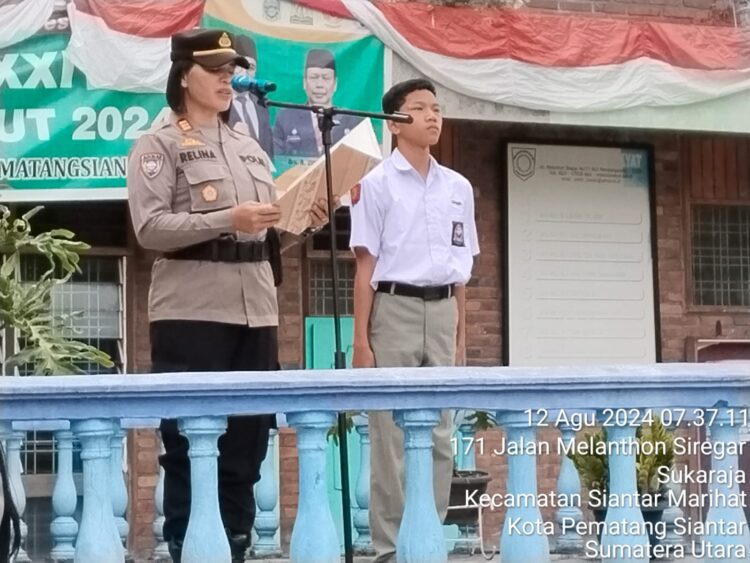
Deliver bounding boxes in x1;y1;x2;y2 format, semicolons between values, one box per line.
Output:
350;183;361;206
451;221;465;247
201;184;218;203
218;32;232;48
140;153;164;179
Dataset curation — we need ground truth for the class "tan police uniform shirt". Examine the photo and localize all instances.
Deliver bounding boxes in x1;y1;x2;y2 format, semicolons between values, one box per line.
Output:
127;112;278;327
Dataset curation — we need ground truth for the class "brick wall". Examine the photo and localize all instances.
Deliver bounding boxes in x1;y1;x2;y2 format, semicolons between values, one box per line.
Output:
525;0;732;24
415;0;733;24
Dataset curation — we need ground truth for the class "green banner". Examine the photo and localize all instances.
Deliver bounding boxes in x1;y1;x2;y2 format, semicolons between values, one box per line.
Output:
0;3;384;197
0;30;166;193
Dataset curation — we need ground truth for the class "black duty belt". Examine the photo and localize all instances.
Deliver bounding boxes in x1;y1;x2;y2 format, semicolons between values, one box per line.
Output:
376;281;455;301
165;238;270;263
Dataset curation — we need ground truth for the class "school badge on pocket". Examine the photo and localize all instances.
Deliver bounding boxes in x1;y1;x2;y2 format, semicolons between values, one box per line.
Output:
452;221;465;247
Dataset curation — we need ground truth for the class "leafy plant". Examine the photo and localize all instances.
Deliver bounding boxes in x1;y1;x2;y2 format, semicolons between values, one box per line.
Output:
567;416;674;500
326;412;356;445
0;205;113;375
568;428;609;495
636;416;674;499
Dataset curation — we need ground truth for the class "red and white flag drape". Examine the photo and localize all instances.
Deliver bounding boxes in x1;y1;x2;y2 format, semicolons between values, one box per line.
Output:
66;0;204;92
299;0;750;112
0;0;56;49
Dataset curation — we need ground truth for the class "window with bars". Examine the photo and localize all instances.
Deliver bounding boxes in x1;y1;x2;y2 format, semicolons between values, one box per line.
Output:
307;208;355;316
11;254;125;376
692;205;750;307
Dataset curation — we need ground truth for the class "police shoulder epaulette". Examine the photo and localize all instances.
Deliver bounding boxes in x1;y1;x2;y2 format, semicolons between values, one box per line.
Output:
176;118;193;133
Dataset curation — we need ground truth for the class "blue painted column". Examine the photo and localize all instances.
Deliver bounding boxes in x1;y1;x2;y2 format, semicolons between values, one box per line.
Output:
661;418;686;550
601;420;648;563
553;414;583;554
287;411;338;563
702;407;750;561
453;414;480;554
497;411;550;563
110;426;129;551
457;418;477;471
394;409;447;563
252;428;281;557
152;440;170;561
2;424;30;562
179;416;231;563
51;429;78;562
73;418;124;563
352;414;373;555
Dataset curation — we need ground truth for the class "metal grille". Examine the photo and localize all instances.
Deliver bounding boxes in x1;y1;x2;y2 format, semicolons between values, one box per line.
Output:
17;255;124;375
692;205;750;307
308;260;355;316
309;208;352;253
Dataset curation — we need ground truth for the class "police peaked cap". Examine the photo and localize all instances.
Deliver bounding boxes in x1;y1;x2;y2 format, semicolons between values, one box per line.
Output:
170;28;250;69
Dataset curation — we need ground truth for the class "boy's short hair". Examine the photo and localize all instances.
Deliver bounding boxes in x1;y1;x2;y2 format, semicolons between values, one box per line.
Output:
382;78;436;115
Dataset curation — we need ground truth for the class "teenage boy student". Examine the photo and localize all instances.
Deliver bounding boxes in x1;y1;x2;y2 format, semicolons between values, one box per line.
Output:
349;78;480;562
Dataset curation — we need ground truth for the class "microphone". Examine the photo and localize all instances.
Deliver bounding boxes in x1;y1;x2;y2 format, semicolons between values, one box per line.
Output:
230;75;277;96
390;112;413;124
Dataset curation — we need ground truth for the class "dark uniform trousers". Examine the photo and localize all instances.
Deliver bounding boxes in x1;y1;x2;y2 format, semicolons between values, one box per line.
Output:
150;320;277;549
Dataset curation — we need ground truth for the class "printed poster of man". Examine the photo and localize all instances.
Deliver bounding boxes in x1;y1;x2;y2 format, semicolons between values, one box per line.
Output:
0;0;383;196
228;34;275;159
202;0;384;175
272;48;363;162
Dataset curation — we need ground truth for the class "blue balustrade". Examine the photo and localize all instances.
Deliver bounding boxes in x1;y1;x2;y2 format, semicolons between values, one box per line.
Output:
153;441;170;561
288;411;339;563
498;410;551;563
73;418;124;563
180;416;231;563
452;411;480;554
352;414;373;554
110;425;129;551
600;417;649;563
395;409;447;563
0;364;749;563
661;416;686;550
252;428;281;557
552;411;585;554
701;406;750;561
51;428;78;562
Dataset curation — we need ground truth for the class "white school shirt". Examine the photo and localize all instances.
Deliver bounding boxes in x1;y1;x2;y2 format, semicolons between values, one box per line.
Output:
349;148;479;288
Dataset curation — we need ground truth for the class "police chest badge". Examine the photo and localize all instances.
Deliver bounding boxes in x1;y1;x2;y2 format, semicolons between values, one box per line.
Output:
452;221;465;247
201;184;218;203
140;153;164;179
180;137;205;148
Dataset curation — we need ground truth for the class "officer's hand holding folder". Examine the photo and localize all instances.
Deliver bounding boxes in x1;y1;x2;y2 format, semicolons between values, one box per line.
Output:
273;119;382;235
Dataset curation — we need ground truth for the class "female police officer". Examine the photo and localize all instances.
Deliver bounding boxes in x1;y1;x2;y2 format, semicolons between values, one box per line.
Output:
127;29;328;563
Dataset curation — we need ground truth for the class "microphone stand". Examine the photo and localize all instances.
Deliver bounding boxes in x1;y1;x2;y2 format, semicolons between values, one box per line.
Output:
257;93;411;563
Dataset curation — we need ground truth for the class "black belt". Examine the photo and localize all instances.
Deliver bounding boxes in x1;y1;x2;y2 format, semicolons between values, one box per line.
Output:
165;238;270;263
376;281;455;301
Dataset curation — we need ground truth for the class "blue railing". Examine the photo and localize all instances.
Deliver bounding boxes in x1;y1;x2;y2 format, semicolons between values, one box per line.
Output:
2;363;750;562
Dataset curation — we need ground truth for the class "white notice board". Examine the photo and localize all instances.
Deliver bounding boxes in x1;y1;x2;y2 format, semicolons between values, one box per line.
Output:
507;144;657;366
